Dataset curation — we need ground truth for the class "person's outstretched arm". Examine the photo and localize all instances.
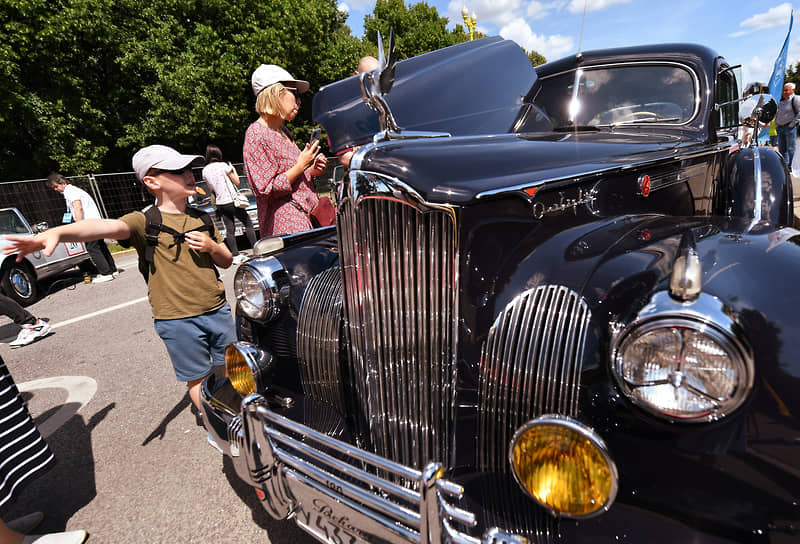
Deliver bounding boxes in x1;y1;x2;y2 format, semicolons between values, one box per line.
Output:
4;219;131;261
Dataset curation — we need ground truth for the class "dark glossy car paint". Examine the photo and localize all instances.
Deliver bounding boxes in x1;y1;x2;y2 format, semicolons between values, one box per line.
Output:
201;37;800;543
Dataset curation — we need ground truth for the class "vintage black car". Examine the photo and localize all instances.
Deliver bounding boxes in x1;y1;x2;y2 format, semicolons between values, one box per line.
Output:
201;36;800;543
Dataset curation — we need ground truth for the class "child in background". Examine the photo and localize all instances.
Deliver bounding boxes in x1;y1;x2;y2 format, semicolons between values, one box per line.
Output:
3;145;235;418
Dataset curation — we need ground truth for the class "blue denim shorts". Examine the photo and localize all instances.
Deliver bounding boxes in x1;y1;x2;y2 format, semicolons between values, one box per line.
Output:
153;303;237;382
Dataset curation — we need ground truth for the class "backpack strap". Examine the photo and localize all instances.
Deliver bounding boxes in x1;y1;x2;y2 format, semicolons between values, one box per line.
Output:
141;205;163;280
139;206;217;282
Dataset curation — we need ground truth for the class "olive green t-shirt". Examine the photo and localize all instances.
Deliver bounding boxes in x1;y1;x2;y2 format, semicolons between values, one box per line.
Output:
120;210;227;320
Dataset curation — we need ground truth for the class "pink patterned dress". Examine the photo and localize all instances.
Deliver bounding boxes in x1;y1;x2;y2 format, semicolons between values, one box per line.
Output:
243;121;319;236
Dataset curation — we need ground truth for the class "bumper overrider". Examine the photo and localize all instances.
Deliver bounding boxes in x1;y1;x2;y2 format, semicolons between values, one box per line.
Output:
201;373;527;544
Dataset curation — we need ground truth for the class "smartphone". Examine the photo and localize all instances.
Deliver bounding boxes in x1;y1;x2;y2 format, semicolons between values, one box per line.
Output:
310;127;322;145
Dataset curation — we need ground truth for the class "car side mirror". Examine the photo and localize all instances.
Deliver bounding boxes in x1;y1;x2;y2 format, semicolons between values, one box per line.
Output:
34;222;48;233
333;165;345;184
754;96;777;124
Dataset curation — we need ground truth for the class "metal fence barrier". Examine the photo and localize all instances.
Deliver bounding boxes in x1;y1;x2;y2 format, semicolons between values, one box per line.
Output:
0;162;338;231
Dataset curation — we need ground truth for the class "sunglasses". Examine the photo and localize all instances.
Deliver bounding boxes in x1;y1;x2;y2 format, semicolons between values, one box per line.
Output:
283;86;301;98
150;167;190;177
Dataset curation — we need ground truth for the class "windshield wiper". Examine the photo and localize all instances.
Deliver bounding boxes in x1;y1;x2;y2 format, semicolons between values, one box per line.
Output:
553;125;601;132
613;117;681;125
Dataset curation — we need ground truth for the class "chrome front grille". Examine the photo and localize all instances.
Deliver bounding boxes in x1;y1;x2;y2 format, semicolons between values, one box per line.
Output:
478;285;590;472
297;267;345;414
338;177;458;470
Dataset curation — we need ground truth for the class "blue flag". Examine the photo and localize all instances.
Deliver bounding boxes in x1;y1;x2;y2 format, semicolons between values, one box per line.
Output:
759;11;793;142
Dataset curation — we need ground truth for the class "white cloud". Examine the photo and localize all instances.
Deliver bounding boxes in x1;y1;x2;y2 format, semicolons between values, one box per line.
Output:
343;0;373;10
338;1;350;13
567;0;631;14
525;1;550;19
500;19;574;59
731;3;793;36
743;55;771;87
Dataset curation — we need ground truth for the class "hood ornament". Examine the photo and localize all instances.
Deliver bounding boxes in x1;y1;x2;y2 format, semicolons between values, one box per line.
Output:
360;29;402;137
669;229;702;302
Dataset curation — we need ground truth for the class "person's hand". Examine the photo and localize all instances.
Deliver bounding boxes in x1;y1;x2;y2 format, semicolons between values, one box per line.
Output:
309;153;327;177
184;231;215;253
297;140;321;171
4;232;57;261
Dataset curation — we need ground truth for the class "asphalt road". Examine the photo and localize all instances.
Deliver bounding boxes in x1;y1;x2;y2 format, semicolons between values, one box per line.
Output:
0;250;316;543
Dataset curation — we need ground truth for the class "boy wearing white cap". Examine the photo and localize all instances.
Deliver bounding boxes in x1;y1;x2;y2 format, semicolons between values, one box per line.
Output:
4;145;235;417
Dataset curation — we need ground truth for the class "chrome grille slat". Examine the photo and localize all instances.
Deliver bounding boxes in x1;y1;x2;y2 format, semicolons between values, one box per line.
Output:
338;184;457;470
297;267;345;413
478;285;589;473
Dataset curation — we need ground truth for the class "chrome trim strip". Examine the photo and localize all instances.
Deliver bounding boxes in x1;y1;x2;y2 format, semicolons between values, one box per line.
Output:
753;145;763;222
474;144;735;200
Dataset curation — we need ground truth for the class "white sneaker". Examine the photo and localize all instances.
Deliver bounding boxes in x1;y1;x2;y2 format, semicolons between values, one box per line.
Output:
92;274;114;283
207;433;223;453
22;530;87;544
111;271;120;278
10;319;51;348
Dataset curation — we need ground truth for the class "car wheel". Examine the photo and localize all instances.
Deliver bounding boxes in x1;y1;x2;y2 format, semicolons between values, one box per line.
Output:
1;261;39;306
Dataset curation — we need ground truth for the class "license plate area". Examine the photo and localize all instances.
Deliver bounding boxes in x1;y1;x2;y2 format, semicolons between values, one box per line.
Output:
295;506;367;544
283;470;413;544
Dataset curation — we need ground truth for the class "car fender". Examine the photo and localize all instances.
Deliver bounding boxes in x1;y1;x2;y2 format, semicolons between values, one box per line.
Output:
722;146;793;226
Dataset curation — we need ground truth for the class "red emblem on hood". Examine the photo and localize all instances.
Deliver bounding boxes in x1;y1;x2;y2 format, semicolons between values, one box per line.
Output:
638;174;651;197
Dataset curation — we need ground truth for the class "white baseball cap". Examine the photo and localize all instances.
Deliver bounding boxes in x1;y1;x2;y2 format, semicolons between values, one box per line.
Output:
132;145;204;181
251;64;309;97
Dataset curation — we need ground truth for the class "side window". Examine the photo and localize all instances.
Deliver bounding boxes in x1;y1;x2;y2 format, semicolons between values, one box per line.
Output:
716;67;740;129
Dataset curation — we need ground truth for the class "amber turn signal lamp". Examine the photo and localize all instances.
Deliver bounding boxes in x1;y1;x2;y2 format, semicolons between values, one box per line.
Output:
509;415;617;518
225;343;274;397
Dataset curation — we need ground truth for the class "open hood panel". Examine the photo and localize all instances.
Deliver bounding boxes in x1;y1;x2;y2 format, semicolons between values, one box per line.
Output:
311;37;538;153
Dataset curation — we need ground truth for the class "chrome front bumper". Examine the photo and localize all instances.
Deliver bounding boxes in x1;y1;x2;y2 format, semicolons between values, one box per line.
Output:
201;376;526;544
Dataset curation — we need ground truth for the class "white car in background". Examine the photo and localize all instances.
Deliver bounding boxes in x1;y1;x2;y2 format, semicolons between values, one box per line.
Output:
0;207;90;305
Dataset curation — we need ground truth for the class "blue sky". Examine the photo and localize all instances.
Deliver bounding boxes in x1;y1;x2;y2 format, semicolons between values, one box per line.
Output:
336;0;798;89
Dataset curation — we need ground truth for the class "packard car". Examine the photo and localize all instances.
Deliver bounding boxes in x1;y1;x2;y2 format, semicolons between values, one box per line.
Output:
201;37;800;543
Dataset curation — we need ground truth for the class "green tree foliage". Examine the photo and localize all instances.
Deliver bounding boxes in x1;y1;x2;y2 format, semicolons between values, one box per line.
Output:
0;0;544;180
527;50;547;67
363;0;466;60
785;61;800;90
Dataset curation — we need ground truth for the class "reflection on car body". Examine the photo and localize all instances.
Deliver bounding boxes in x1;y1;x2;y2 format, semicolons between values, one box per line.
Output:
0;207;90;305
200;36;800;544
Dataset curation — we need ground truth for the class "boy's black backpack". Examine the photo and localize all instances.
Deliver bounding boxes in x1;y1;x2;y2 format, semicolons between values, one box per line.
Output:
119;205;215;282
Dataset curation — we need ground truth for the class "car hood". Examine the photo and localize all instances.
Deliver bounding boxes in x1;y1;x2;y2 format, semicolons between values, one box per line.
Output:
354;131;691;204
312;36;536;154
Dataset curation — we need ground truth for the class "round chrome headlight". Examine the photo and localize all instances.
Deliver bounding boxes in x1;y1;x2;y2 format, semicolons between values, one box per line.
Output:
233;256;289;323
612;316;753;422
510;416;617;518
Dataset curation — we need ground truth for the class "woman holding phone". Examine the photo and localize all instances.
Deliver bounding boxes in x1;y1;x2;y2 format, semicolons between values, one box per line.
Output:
243;64;327;236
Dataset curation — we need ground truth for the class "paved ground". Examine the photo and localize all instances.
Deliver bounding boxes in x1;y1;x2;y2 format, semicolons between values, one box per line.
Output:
0;251;315;544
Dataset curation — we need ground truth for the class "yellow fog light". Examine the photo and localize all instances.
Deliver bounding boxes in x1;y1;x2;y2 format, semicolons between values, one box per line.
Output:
510;415;617;518
225;343;274;396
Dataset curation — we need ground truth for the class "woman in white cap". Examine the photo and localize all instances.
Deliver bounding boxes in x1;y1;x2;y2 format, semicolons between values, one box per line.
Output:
243;64;327;237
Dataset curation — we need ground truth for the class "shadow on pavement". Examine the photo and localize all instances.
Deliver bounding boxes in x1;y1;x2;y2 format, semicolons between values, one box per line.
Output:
221;455;313;540
142;393;192;445
0;402;114;534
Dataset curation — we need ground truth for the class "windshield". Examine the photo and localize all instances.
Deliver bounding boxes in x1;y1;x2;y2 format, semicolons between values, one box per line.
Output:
535;63;698;128
0;210;29;235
